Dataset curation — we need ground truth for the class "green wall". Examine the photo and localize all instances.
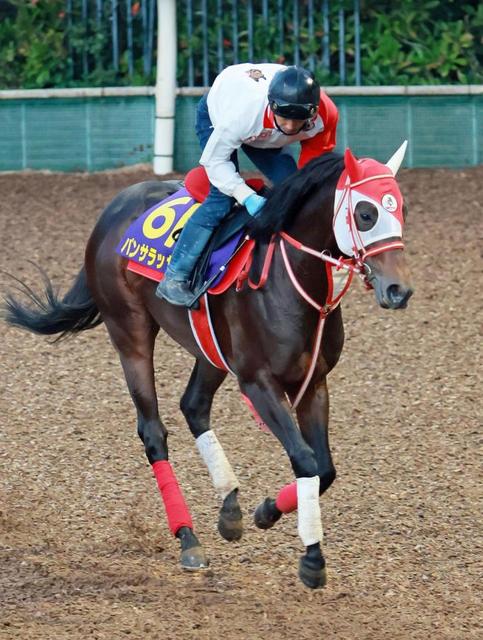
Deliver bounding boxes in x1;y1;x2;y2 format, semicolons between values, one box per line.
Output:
0;97;155;172
0;93;481;172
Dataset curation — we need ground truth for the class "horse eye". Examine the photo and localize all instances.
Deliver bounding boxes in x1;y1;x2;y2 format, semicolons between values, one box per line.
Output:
354;202;378;231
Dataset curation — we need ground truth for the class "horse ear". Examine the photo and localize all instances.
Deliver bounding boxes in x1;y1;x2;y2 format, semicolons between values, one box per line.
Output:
386;140;408;176
344;148;363;183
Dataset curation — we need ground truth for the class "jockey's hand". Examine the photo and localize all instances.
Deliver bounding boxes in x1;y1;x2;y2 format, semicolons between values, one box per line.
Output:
244;193;267;218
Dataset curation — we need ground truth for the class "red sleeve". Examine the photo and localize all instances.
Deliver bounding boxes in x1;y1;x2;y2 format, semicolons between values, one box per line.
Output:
298;91;339;168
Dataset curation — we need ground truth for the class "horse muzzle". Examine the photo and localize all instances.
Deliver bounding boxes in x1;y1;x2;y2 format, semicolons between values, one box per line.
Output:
380;282;414;309
365;249;414;310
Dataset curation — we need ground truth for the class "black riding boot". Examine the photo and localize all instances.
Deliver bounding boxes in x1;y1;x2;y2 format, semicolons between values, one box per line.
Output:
156;226;213;306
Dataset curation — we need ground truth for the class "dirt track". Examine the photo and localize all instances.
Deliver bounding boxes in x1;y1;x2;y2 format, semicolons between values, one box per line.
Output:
0;165;481;639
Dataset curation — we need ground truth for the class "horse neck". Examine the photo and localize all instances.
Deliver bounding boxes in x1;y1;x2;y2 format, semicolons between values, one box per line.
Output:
253;188;339;326
285;189;338;255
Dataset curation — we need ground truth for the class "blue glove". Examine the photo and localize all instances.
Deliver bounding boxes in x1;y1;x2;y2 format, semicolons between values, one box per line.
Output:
244;193;267;218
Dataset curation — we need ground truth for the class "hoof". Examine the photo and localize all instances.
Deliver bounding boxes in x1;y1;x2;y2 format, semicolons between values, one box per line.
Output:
218;489;243;541
180;545;209;571
254;498;282;530
298;555;327;589
218;506;243;541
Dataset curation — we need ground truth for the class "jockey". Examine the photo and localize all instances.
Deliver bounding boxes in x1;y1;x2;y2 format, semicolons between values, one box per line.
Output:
156;63;339;306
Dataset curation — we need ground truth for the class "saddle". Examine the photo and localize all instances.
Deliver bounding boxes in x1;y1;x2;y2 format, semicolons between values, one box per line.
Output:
185;167;267;300
117;166;267;307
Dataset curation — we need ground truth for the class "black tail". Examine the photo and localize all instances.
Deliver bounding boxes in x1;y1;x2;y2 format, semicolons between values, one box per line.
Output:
3;265;103;341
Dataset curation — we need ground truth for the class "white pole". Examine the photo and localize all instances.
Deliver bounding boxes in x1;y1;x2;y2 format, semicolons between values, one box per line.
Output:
153;0;177;175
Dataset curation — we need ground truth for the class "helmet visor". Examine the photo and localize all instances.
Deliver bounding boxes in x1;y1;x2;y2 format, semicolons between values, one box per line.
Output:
270;101;317;120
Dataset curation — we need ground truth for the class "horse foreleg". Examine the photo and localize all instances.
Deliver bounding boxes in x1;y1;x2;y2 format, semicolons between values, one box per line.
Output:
180;359;243;541
253;378;335;586
296;378;336;494
240;376;326;589
294;377;336;588
103;314;208;570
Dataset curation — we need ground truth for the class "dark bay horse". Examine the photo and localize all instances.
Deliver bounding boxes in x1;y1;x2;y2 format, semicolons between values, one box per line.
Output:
4;146;413;589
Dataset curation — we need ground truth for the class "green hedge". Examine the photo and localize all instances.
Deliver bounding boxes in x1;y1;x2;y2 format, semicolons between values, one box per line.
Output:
177;0;482;86
0;0;481;89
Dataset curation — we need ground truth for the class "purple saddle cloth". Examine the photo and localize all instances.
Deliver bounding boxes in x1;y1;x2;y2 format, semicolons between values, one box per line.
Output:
116;186;243;285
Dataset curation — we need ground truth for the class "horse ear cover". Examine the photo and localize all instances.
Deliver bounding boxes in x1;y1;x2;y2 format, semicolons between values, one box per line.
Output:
344;148;363;183
385;140;408;176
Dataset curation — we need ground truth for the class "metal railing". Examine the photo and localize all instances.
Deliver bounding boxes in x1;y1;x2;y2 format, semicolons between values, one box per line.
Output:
62;0;362;86
179;0;362;86
63;0;157;80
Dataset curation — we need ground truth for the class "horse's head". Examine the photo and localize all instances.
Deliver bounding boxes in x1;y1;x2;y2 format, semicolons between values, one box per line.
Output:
333;142;413;309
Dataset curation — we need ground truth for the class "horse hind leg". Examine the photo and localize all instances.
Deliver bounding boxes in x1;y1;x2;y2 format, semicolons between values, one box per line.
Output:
180;359;243;541
102;311;208;570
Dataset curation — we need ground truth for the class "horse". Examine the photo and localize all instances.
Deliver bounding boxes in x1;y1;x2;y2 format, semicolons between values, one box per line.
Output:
3;144;413;589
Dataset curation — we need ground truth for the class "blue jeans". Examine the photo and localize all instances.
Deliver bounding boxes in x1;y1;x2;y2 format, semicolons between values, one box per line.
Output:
167;94;297;281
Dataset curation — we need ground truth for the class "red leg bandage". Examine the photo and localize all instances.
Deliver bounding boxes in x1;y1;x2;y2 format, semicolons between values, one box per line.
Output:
275;481;298;514
152;460;193;536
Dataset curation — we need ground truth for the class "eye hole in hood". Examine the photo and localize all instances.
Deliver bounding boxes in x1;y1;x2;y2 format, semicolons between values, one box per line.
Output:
354;201;378;231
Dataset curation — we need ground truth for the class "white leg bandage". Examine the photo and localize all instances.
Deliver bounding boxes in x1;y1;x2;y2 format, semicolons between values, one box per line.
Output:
297;476;323;547
196;430;239;500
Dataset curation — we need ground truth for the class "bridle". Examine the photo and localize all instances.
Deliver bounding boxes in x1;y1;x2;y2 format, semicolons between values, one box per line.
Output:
254;170;406;293
334;172;405;271
238;167;406;410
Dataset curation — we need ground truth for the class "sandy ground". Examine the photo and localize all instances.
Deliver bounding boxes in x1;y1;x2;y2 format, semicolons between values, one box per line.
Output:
0;164;481;639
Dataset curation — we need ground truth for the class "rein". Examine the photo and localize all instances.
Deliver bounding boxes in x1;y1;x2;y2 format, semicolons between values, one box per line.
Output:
236;231;365;292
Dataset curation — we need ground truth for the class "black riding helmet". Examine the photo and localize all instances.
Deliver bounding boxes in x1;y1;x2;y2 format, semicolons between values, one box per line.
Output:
268;66;320;120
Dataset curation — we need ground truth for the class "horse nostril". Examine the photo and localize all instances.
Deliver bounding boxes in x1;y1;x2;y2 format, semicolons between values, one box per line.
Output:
386;284;413;308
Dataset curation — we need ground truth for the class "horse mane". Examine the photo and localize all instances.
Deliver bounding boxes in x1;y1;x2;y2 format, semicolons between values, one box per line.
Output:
248;151;345;240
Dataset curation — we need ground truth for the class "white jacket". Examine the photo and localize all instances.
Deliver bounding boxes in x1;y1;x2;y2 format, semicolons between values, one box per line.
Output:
201;63;338;204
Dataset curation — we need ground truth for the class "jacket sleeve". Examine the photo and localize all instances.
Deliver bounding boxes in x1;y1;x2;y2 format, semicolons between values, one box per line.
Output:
199;125;255;204
298;92;339;168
